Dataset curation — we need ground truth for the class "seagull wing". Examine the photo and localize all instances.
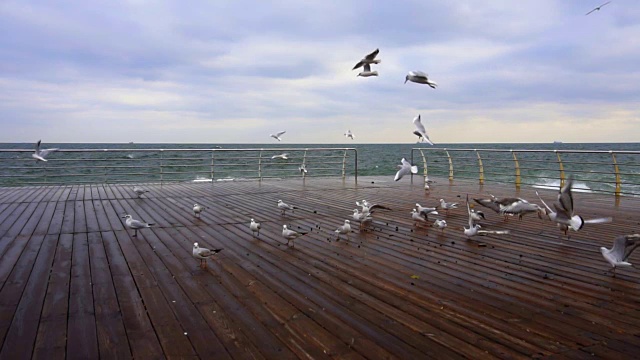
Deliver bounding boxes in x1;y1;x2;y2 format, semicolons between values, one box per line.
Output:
364;48;379;60
623;234;640;261
276;131;286;137
363;63;371;72
583;217;613;225
39;148;59;157
535;191;554;215
558;177;574;215
474;198;501;213
35;140;42;153
352;60;364;70
466;195;474;228
411;71;429;79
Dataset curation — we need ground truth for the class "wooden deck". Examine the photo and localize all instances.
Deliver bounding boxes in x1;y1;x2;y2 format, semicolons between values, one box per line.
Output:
0;176;639;359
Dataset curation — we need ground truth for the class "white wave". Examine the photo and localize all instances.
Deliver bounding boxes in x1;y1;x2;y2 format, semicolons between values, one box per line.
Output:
531;179;592;193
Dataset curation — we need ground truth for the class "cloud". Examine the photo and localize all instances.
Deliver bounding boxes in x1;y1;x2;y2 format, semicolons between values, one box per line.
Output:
0;0;638;143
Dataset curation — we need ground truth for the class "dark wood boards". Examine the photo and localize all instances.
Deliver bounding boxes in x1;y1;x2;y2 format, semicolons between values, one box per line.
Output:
0;177;639;359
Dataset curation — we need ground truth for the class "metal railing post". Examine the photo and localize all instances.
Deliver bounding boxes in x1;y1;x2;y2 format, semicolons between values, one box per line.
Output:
419;149;428;180
258;149;263;180
341;149;347;179
353;149;358;184
555;151;565;188
611;152;621;197
160;150;164;186
476;150;484;185
512;150;520;189
210;150;215;183
301;149;308;179
445;149;454;181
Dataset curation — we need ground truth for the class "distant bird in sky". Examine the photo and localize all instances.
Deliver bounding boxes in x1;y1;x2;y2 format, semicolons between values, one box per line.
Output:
412;115;434;145
601;234;640;277
586;1;611;15
353;48;380;70
270;131;286;141
122;214;154;237
32;140;59;162
405;71;438;88
394;158;418;181
345;129;355;140
193;203;206;218
192;242;223;269
249;218;261;237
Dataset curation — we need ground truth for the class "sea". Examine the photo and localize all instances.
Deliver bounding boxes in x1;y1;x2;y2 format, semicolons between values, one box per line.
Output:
1;142;639;196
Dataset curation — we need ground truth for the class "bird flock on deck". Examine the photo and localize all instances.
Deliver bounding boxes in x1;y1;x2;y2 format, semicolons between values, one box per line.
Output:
115;171;631;276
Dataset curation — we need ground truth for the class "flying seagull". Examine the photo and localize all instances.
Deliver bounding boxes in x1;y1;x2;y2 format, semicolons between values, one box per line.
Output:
345;130;355;140
270;131;286;141
353;48;380;70
192;242;223;269
586;1;611;15
412;115;434;145
552;177;612;233
122;214;154;237
394;158;418;181
271;153;289;160
357;63;378;77
32;140;59;162
601;234;640;276
405;71;437;88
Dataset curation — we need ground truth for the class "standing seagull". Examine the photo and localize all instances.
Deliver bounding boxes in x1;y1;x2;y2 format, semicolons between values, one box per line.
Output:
249;218;261;237
335;220;351;240
193;203;206;218
282;225;308;247
433;219;447;232
277;200;297;216
586;1;611;15
601;234;640;277
133;186;149;198
32;140;59;162
394;158;418;181
345;130;355;140
270;131;286;141
122;214;154;237
192;242;223;269
439;198;459;215
405;71;438;88
353;49;381;70
412;115;434;145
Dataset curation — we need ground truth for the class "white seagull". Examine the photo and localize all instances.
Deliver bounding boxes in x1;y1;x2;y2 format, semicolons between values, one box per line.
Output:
133;186;149;198
345;130;355;140
271;153;289;160
282;225;308;247
299;164;308;174
270;131;286;141
553;177;612;233
439;198;459;215
249;218;261;237
586;1;611;15
394;158;418;181
122;214;154;237
601;234;640;277
411;209;430;226
192;242;223;269
193;203;206;218
334;220;351;240
277;200;297;216
433;219;447;232
352;209;373;231
412;115;434;145
415;203;439;220
32;140;59;162
405;71;438;88
353;48;380;70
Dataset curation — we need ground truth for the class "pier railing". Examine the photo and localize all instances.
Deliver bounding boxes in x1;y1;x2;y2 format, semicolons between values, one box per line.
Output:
0;148;358;186
412;148;640;197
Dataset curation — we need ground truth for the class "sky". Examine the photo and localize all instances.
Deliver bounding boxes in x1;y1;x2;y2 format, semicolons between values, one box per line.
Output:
1;0;639;144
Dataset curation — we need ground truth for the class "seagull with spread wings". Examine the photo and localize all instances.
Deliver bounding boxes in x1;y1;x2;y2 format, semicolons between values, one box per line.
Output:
32;140;59;162
412;115;434;145
586;1;611;15
270;131;286;141
601;234;640;276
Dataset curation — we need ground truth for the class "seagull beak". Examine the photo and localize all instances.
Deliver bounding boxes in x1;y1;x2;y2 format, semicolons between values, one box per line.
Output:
404;78;408;84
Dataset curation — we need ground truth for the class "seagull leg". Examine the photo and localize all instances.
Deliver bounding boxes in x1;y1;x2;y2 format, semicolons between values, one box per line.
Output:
133;229;137;237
